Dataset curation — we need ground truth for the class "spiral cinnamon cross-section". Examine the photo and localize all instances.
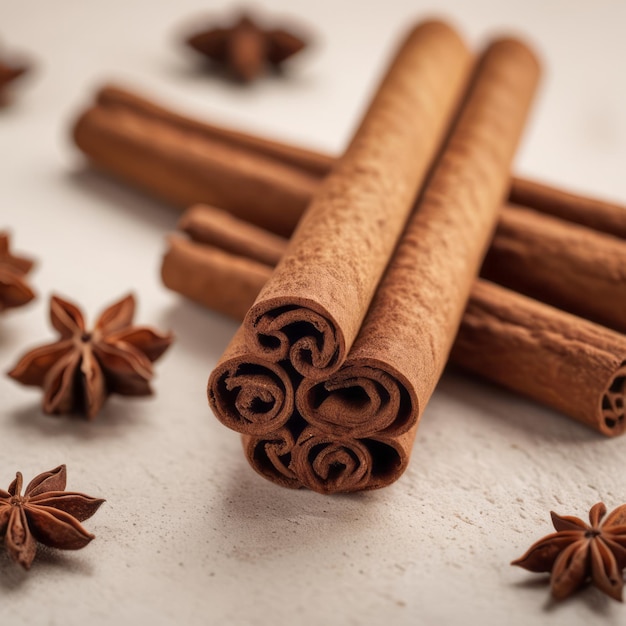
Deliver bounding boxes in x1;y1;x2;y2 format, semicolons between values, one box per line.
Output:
243;428;301;490
602;364;626;433
208;328;294;435
292;428;372;494
285;427;404;494
244;302;341;380
296;362;416;438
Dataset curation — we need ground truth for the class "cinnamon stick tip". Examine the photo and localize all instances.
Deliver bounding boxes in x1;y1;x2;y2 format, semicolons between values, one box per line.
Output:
483;35;542;76
94;83;132;107
177;204;224;233
401;18;468;51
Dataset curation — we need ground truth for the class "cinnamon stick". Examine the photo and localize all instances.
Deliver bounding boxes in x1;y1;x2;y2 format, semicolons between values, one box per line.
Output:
162;236;272;321
205;325;295;436
162;212;626;438
163;140;626;335
205;36;541;493
95;85;333;177
243;427;414;493
178;205;284;267
451;281;626;436
72;85;626;240
167;199;626;336
73;102;317;237
481;205;626;332
243;21;473;380
510;177;626;239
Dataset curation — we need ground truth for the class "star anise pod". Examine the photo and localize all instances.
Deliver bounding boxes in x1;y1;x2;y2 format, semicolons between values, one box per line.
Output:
185;11;308;82
0;465;104;570
0;232;35;312
8;293;173;419
512;502;626;601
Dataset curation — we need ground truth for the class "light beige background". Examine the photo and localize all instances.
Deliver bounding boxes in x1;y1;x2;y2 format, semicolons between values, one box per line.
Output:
1;0;626;624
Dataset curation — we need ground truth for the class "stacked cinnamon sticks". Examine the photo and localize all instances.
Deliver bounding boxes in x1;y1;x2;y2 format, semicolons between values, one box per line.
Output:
72;20;626;493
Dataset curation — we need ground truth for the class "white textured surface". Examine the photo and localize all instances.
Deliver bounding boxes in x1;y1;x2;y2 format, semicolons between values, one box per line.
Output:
2;0;626;624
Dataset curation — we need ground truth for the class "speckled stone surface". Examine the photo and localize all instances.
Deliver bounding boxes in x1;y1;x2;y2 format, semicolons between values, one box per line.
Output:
2;0;626;624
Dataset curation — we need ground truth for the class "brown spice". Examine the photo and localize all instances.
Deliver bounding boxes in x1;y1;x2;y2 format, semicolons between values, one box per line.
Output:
165;215;626;437
93;84;332;176
178;205;284;267
73;99;316;237
72;86;626;336
510;177;626;239
207;325;294;436
71;84;626;241
512;503;626;601
481;204;626;333
452;280;626;436
162;236;273;322
185;11;308;82
244;20;473;381
0;465;104;570
0;232;35;313
206;35;541;494
8;293;173;419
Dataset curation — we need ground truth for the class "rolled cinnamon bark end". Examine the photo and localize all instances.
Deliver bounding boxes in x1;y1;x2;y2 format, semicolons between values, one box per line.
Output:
452;281;626;437
510;177;626;239
161;236;271;320
295;361;417;438
482;205;626;333
208;327;295;435
293;427;407;494
291;428;373;493
179;205;287;266
244;21;472;378
242;429;302;489
244;427;409;493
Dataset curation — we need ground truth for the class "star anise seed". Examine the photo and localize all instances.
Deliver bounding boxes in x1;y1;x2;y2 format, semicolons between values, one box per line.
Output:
185;12;308;82
8;293;173;419
0;465;104;570
0;232;35;313
512;502;626;601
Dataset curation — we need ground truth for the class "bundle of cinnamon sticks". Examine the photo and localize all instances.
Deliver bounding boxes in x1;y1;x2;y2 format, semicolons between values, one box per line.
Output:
72;20;626;494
